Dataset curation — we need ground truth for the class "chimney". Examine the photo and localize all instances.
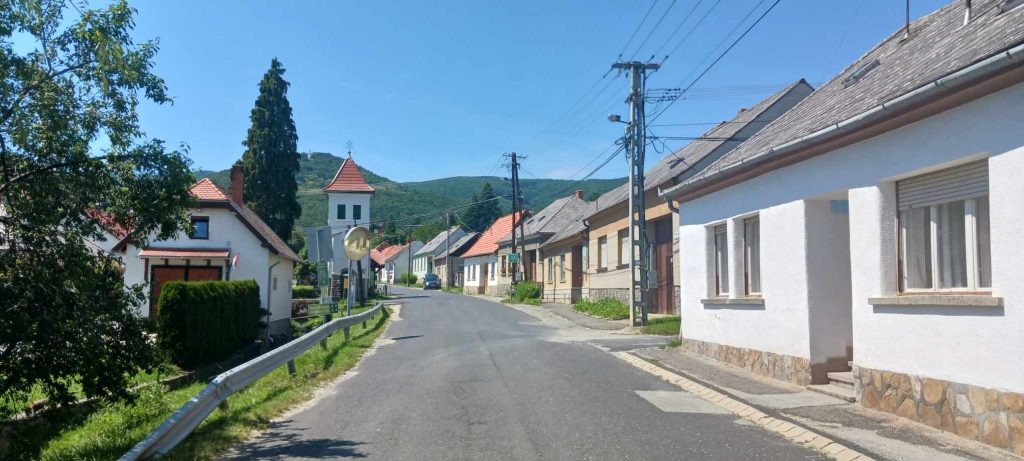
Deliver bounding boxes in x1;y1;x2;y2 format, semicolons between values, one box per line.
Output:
230;165;244;205
575;190;584;200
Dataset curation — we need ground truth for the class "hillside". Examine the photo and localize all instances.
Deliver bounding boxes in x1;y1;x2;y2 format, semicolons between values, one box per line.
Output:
197;152;624;231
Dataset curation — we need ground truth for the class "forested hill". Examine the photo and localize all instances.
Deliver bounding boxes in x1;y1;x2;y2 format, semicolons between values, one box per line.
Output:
196;152;624;230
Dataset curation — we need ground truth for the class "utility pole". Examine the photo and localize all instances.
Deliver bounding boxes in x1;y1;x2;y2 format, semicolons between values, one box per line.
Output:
444;210;452;290
406;227;413;287
503;152;527;287
612;60;659;327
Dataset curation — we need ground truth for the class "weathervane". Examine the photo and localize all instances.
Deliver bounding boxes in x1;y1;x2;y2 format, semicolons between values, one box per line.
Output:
346;140;353;157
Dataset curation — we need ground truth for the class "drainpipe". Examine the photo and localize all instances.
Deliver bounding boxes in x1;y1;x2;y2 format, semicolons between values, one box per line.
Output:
659;187;680;213
265;260;281;342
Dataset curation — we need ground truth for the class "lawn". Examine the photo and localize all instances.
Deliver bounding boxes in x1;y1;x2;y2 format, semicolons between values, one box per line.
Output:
4;308;391;461
572;298;629;320
642;316;681;336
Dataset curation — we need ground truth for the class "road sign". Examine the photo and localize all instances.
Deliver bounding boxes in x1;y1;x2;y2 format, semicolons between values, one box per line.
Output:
508;253;520;264
343;226;371;260
308;303;332;316
305;226;333;262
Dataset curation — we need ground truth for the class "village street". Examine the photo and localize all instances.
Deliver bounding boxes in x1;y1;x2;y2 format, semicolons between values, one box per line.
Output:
224;288;822;460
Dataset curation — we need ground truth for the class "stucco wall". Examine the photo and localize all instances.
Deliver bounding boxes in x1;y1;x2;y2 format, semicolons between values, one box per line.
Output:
681;81;1024;392
327;192;372;279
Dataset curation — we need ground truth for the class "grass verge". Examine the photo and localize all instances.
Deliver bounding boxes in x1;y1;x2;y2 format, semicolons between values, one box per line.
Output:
501;297;541;306
662;338;682;349
8;308;391;461
642;316;680;336
572;298;629;320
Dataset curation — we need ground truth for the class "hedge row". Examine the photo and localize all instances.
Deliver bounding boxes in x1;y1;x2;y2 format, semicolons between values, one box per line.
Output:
292;285;316;299
157;280;262;368
512;281;542;302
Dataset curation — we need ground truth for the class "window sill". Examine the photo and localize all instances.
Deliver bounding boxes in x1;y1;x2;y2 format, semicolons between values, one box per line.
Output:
596;268;609;273
701;297;764;305
868;295;1003;308
616;264;629;270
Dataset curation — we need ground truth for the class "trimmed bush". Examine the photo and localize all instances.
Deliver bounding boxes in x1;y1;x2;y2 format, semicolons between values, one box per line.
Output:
397;273;417;285
292;285;316;299
157;280;262;368
513;281;542;301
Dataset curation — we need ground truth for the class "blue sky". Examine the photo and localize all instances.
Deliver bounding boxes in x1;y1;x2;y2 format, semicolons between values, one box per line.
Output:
125;0;952;182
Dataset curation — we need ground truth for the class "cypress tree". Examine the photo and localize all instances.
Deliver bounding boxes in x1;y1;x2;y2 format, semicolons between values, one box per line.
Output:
241;58;301;240
464;182;501;231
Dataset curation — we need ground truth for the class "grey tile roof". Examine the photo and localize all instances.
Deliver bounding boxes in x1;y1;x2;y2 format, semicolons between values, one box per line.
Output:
498;194;592;245
588;79;813;217
434;232;479;260
415;226;461;256
543;200;598;248
684;0;1024;187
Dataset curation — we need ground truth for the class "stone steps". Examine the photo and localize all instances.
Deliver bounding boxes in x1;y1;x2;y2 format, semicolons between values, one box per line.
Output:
827;371;855;390
808;383;856;402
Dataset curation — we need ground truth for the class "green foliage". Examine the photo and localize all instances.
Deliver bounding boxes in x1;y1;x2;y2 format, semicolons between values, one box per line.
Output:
397;273;417;285
292;285;316;299
513;281;542;302
157;281;262;368
241;58;301;241
573;298;630;320
411;221;445;243
663;338;683;349
643;316;681;336
0;0;195;412
462;182;502;232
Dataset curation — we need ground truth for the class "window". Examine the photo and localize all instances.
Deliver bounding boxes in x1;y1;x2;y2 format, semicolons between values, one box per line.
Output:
582;244;589;270
490;262;495;280
547;258;553;284
897;160;991;291
336;204;346;220
273;276;278;290
190;216;209;239
353;204;362;220
618;229;629;266
501;255;507;276
744;217;761;295
713;224;729;296
598;236;608;268
559;254;566;283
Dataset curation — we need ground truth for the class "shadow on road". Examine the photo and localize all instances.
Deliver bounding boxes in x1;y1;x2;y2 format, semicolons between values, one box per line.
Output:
226;424;368;459
390;335;423;341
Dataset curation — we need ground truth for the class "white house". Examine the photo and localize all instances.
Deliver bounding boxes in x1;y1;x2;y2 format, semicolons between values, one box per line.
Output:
378;241;424;284
96;166;300;334
412;226;466;280
661;2;1024;454
323;154;374;298
461;212;522;296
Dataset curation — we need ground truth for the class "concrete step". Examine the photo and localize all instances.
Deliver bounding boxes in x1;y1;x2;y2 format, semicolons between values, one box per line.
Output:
808;383;856;402
827;371;855;389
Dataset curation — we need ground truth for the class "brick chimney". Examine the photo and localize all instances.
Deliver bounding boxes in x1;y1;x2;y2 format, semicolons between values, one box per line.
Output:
230;165;244;205
575;190;584;200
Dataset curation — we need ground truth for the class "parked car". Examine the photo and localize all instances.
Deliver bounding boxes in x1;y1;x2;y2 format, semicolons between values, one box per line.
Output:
423;273;440;290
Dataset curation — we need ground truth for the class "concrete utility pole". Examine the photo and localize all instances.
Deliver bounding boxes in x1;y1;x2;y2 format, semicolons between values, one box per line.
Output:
503;152;527;288
445;210;452;290
612;60;659;327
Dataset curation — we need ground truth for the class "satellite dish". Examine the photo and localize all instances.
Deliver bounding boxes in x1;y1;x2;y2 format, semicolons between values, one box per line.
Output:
343;226;371;260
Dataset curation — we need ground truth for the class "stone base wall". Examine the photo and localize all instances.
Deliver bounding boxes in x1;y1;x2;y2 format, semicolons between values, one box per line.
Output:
588;288;629;304
854;365;1024;456
681;338;812;386
543;287;582;304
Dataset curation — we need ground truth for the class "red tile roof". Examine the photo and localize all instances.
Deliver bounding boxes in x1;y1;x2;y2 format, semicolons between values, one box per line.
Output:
372;243;408;264
324;157;375;193
86;209;129;240
460;212;524;258
190;178;300;262
139;248;231;259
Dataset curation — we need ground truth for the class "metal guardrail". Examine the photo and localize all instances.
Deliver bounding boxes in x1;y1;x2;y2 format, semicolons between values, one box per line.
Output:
120;302;384;460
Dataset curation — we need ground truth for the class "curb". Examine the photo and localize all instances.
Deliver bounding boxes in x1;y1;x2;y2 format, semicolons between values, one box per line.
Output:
612;351;876;461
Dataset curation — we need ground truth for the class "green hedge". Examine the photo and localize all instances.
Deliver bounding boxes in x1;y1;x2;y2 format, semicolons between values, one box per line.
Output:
513;282;542;302
157;280;262;368
573;298;629;320
397;273;417;285
292;285;316;299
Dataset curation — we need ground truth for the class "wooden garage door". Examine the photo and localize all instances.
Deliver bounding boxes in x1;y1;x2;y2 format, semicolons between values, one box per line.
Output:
151;267;187;316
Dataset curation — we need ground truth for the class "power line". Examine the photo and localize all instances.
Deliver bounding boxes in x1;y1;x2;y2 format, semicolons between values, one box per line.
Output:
649;0;785;123
659;0;723;64
618;0;661;58
628;0;679;60
647;0;712;61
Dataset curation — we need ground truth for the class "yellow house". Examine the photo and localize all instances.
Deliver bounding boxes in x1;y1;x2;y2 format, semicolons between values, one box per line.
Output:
584;80;814;314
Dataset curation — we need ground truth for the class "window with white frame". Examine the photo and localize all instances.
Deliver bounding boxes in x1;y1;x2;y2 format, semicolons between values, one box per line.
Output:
713;224;729;296
618;229;629;266
559;253;566;283
547;258;553;284
743;217;761;295
897;160;991;292
490;262;495;280
582;244;589;270
598;236;607;268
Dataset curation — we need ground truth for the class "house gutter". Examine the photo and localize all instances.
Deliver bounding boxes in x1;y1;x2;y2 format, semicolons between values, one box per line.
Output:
660;41;1024;202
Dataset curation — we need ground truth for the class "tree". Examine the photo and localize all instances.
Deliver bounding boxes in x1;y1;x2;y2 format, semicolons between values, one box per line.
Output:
463;182;501;231
0;0;195;413
241;58;301;241
587;191;600;201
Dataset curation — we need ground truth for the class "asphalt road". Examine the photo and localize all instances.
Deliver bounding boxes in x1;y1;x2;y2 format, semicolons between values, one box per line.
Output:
225;288;820;460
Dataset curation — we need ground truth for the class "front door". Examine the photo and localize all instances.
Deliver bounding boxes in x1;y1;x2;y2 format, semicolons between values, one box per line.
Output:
151;267;186;316
570;246;583;303
653;218;675;314
479;262;489;294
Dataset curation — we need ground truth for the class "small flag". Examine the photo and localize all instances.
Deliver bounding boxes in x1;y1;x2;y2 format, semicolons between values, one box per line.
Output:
232;252;240;268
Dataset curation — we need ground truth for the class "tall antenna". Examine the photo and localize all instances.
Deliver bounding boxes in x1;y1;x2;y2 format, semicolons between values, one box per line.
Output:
903;0;911;40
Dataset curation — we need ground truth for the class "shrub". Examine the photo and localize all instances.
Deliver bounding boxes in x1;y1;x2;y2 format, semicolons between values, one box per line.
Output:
292;285;316;299
513;282;542;302
573;298;629;320
157;280;262;368
397;273;417;285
